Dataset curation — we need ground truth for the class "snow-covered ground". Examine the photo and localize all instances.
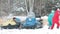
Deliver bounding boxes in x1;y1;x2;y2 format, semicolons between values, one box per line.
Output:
0;24;60;34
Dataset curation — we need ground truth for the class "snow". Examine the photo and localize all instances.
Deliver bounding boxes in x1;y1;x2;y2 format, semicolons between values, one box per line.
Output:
0;25;60;34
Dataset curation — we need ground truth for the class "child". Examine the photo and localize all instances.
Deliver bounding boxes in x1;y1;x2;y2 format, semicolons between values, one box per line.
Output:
48;10;55;29
51;8;60;29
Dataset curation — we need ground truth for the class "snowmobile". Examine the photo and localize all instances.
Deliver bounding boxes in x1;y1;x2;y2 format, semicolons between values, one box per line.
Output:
36;15;43;28
1;17;21;29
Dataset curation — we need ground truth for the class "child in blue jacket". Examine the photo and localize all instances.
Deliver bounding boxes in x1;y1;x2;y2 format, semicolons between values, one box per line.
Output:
48;10;55;29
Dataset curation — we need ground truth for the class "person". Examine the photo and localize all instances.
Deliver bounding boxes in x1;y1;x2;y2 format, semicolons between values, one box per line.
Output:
13;17;21;29
22;11;37;29
48;9;55;29
51;8;60;29
23;17;36;29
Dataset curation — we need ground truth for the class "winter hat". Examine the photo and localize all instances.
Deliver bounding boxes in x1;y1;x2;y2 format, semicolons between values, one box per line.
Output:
51;10;55;13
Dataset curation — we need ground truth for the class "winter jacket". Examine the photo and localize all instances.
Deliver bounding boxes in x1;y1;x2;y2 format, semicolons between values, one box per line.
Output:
23;17;36;27
48;10;55;26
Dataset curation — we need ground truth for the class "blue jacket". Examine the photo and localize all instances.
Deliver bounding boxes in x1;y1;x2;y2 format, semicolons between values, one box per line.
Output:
15;18;21;23
23;17;36;26
48;10;54;26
